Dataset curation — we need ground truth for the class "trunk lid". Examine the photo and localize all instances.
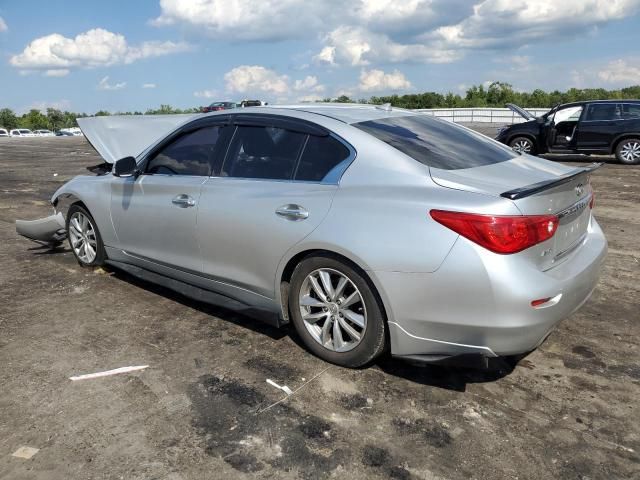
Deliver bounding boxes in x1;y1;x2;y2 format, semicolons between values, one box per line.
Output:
430;156;596;270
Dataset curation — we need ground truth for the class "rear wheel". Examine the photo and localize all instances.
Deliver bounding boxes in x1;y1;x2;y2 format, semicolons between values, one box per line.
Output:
509;136;536;155
289;255;386;367
66;204;106;267
615;138;640;165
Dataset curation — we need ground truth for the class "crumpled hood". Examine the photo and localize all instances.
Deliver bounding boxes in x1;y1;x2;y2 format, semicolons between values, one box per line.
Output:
77;114;199;163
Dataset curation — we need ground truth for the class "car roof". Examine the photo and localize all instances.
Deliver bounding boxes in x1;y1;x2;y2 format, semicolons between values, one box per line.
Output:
230;103;419;124
558;99;640;109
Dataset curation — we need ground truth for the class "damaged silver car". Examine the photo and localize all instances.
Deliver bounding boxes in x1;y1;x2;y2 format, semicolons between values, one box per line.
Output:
17;105;607;368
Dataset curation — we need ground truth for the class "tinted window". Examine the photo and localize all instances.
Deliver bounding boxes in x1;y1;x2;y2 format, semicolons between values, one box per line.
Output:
585;104;620;121
295;135;351;181
146;126;221;176
354;115;517;170
621;104;640;119
222;126;305;180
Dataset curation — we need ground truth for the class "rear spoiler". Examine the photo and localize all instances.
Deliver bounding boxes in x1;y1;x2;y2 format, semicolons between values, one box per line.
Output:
500;162;603;200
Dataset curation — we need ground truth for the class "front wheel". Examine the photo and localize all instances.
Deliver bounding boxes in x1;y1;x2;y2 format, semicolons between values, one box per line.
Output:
509;136;536;155
289;255;387;368
66;204;106;267
615;138;640;165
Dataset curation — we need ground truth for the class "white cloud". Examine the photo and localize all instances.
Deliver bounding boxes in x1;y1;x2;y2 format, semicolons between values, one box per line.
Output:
359;68;412;92
26;99;72;113
44;69;70;77
598;58;640;84
293;76;325;93
10;28;191;75
0;16;7;32
224;65;289;95
97;76;126;91
142;83;157;89
314;26;461;66
194;89;218;98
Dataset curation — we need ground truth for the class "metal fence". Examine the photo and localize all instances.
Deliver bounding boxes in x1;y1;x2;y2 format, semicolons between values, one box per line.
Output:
415;107;549;124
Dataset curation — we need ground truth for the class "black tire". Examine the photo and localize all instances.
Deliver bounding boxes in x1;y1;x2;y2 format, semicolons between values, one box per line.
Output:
66;203;106;267
288;254;387;368
508;136;536;155
615;138;640;165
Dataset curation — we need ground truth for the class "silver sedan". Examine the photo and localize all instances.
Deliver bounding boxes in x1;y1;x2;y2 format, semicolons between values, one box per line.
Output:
16;105;607;368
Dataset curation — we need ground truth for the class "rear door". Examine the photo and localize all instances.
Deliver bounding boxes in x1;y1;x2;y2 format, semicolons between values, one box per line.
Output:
110;122;228;272
197;115;353;299
576;103;622;151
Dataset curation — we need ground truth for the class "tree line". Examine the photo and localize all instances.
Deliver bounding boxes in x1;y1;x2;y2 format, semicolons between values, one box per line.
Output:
2;82;639;131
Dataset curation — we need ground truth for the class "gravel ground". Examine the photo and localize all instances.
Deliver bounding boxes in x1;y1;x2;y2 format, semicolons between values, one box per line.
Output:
0;136;638;480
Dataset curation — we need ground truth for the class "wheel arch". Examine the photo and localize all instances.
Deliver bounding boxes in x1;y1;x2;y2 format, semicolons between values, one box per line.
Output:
277;247;392;329
610;133;640;154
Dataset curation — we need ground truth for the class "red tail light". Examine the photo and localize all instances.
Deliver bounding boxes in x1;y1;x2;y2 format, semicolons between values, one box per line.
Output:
589;192;595;209
430;210;559;254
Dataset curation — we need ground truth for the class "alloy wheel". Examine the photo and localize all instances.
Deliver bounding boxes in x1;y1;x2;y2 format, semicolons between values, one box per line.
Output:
68;211;98;264
620;141;640;163
512;139;532;154
298;268;367;352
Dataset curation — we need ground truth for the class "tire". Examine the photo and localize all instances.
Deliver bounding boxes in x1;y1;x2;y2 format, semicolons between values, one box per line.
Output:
615;138;640;165
288;254;387;368
509;136;536;155
66;204;106;267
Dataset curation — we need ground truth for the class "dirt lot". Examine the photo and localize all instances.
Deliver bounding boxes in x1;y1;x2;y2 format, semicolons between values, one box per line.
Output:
0;136;638;480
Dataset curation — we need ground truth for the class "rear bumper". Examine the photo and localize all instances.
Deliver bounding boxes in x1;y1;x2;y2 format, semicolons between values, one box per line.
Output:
376;217;607;358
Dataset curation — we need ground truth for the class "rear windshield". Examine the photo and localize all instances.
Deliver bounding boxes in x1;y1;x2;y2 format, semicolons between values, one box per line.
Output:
353;115;517;170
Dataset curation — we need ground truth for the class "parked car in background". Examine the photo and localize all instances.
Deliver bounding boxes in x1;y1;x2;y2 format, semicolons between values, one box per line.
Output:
496;100;640;164
17;105;606;369
55;130;75;136
201;102;237;113
57;127;83;136
0;128;8;137
10;129;35;137
239;99;265;107
34;129;55;137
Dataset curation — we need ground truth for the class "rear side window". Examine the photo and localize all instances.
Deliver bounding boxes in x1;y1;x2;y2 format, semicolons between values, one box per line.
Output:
621;104;640;119
146;126;221;176
354;115;516;170
222;126;306;180
584;104;620;121
295;135;351;181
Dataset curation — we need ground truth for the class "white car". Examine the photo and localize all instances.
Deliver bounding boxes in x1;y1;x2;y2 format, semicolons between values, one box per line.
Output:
10;129;35;137
0;128;9;137
59;127;83;136
34;129;54;137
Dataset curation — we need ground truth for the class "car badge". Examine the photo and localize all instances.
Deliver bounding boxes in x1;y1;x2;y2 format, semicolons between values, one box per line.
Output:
575;184;584;196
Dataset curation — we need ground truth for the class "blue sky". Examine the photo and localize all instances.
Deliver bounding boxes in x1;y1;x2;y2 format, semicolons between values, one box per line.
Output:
1;0;639;114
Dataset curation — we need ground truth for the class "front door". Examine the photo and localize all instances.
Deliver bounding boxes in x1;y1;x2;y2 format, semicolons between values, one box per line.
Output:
576;103;622;151
110;125;225;272
197;119;353;300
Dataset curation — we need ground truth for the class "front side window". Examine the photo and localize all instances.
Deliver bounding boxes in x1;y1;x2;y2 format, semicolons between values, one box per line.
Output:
145;126;221;176
295;135;351;181
584;104;620;121
354;115;517;170
222;126;305;180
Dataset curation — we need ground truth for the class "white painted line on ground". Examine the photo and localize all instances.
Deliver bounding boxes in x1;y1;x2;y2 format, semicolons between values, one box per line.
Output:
12;446;39;459
69;365;149;381
266;379;293;395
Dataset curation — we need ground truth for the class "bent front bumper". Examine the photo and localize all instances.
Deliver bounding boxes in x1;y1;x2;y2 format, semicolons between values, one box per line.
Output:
15;212;66;244
376;217;607;359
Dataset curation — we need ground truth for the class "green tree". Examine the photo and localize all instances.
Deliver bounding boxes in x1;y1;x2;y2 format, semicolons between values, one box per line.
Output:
21;109;49;130
0;108;18;130
46;108;65;131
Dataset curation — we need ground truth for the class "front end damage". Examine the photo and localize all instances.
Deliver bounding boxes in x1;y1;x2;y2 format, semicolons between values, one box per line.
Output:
15;211;66;246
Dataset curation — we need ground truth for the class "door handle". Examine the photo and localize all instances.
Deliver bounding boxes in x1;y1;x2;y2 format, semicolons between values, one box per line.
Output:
172;194;196;208
276;204;309;221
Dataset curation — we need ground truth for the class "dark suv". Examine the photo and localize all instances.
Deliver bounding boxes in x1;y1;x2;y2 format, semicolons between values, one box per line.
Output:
496;100;640;164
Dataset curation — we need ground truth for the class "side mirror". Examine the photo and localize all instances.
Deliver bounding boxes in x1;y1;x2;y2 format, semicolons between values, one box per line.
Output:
113;156;138;177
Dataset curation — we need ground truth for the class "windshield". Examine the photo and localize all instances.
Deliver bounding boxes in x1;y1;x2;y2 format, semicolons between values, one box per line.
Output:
19;130;31;134
354;115;518;170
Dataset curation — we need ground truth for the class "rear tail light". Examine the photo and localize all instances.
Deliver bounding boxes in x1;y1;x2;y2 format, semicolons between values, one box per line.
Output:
430;210;559;254
589;192;595;209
